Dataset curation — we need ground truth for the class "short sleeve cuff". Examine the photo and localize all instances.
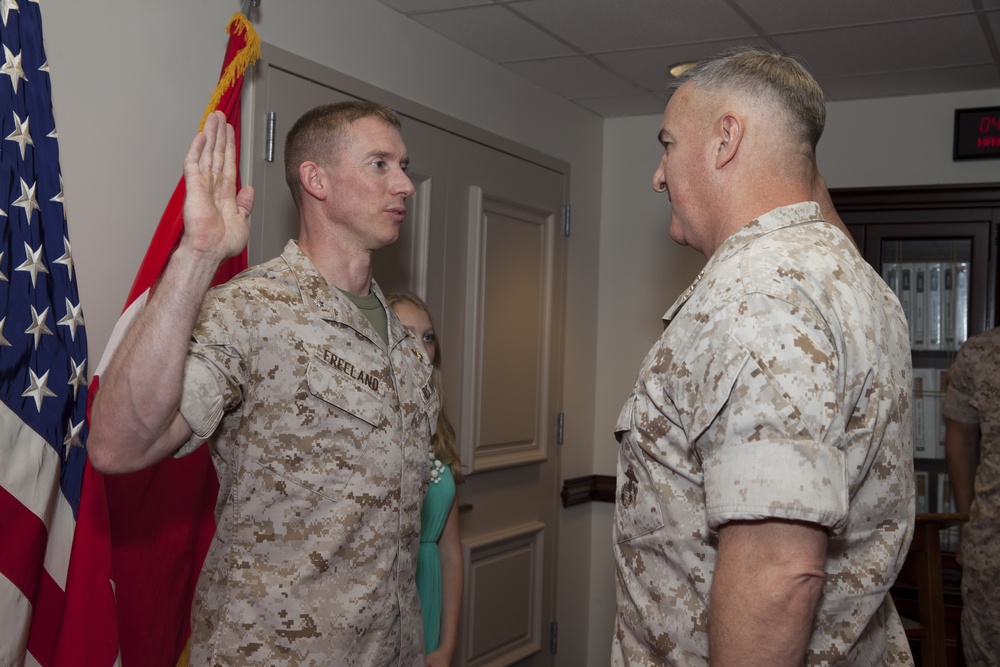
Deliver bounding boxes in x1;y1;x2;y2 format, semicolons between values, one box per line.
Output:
176;355;228;457
942;389;979;424
704;438;848;534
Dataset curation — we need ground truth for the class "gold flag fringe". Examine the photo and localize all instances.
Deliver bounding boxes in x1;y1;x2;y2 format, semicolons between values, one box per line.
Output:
198;13;262;131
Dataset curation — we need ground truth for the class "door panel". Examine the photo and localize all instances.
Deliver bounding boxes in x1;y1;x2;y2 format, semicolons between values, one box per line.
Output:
246;47;567;667
469;192;549;470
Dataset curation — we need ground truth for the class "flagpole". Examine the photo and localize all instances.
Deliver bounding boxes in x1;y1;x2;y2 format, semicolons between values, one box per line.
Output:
241;0;260;18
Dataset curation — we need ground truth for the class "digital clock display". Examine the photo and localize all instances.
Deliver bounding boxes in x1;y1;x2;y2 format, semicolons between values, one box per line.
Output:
954;106;1000;160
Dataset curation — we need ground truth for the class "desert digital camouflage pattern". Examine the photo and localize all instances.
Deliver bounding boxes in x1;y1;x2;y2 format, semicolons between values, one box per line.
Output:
613;202;915;666
176;240;439;666
943;326;1000;666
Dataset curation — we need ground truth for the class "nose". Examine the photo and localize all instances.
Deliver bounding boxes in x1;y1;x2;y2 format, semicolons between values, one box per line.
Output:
396;169;415;199
651;160;667;193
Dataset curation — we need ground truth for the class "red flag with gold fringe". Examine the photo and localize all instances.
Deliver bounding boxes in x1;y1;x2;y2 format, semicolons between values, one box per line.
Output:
89;13;260;667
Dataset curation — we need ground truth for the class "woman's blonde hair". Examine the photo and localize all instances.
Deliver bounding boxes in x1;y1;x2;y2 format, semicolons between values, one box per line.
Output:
386;291;464;483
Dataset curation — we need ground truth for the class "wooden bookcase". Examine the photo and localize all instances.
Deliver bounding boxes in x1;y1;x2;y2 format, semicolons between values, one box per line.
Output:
833;183;1000;666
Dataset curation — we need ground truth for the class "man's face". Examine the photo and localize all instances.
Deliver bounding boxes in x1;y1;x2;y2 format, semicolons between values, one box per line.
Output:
322;116;415;251
651;83;712;253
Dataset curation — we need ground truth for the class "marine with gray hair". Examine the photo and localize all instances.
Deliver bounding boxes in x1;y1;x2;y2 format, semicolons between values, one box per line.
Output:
612;45;914;666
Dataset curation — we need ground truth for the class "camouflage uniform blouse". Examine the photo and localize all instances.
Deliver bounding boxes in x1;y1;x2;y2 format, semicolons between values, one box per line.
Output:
613;203;914;666
943;326;1000;666
176;240;439;666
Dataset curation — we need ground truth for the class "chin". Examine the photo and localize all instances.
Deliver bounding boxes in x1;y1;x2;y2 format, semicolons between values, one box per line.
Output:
668;223;687;246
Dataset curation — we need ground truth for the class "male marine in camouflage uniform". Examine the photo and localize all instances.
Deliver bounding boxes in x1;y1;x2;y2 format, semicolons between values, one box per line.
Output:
90;103;438;665
944;326;1000;666
613;46;914;666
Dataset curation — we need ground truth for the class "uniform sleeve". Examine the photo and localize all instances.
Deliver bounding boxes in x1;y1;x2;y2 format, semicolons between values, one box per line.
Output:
175;286;250;456
688;293;849;534
942;340;980;425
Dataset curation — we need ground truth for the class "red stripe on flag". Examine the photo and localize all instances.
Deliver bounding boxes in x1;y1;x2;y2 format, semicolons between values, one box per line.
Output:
50;460;119;667
26;568;67;667
0;484;47;602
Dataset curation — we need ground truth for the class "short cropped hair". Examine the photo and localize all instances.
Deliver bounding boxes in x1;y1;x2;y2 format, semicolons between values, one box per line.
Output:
283;100;403;209
668;45;826;151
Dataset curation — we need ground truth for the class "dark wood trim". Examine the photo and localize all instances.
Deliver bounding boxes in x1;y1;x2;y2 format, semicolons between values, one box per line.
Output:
560;474;616;507
831;183;1000;211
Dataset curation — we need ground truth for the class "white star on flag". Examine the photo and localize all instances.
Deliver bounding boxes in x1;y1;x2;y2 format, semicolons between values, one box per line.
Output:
54;236;74;274
25;304;53;349
12;175;39;221
0;43;25;92
63;418;86;458
67;357;88;399
22;367;57;411
5;110;30;157
0;0;18;26
57;298;85;341
15;240;48;286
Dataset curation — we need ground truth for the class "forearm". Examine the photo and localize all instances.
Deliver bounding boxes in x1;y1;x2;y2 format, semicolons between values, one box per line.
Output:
709;520;827;667
944;418;980;514
88;245;220;473
89;112;252;474
432;500;464;663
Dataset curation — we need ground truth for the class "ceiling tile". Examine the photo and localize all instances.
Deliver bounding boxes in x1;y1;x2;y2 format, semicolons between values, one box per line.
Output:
508;0;758;53
572;93;668;118
596;38;772;93
378;0;496;14
988;9;1000;38
376;0;1000;118
411;4;575;61
819;64;1000;101
503;56;643;99
773;15;994;79
732;0;981;33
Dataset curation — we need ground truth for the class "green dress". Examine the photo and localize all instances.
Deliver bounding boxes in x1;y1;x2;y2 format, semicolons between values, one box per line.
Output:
416;460;456;653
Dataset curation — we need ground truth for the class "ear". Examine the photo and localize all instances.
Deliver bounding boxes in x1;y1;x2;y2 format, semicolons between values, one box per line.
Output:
715;112;743;169
299;161;328;201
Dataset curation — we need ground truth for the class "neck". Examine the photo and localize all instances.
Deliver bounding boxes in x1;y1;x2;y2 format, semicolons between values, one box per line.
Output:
298;226;374;295
703;153;815;257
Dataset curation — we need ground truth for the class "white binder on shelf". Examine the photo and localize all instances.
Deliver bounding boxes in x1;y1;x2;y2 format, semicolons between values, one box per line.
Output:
927;262;943;350
913;263;927;350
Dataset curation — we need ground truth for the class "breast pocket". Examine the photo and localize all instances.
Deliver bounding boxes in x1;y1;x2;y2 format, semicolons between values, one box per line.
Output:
614;392;667;543
256;359;386;501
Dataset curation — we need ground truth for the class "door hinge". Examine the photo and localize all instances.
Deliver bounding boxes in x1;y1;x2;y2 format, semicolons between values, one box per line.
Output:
556;412;564;445
549;620;558;654
561;204;571;237
265;111;277;163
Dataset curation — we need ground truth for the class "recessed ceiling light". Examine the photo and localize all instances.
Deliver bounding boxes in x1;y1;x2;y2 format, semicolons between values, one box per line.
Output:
668;62;696;78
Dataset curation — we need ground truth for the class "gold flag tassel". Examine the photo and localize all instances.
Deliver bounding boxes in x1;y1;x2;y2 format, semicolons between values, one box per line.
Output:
198;12;263;131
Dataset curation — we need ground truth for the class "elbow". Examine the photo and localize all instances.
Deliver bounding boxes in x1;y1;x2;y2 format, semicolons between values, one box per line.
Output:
86;430;130;475
86;414;143;475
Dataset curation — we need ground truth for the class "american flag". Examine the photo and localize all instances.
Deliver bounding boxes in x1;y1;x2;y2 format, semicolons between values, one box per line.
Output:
0;3;118;665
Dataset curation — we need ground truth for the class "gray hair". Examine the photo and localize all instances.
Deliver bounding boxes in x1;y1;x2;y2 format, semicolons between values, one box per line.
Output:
668;45;826;150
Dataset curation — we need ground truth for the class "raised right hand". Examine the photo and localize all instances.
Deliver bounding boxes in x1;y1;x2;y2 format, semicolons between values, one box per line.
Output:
180;110;256;263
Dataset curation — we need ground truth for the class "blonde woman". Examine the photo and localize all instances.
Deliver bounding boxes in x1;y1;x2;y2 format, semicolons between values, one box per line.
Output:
387;292;464;666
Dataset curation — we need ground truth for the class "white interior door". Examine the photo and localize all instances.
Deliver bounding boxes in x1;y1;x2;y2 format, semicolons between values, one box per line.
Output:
244;46;568;667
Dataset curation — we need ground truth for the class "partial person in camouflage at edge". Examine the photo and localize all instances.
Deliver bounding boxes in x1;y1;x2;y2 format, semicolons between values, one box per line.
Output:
88;103;439;666
943;326;1000;667
612;46;915;666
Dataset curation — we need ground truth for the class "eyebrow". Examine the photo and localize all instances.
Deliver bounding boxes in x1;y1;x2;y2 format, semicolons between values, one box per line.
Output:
368;149;409;163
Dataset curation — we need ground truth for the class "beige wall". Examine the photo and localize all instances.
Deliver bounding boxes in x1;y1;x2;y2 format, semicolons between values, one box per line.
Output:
41;0;1000;663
